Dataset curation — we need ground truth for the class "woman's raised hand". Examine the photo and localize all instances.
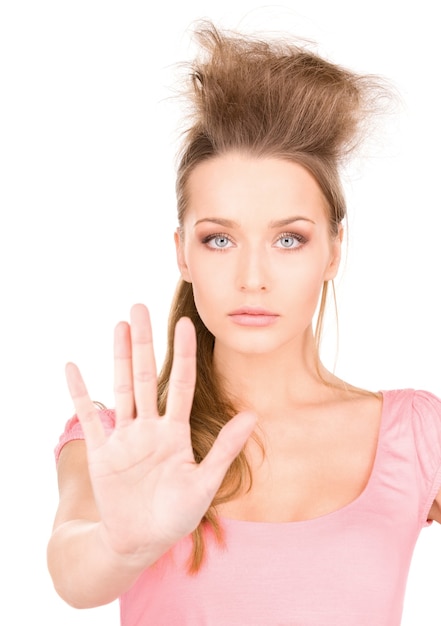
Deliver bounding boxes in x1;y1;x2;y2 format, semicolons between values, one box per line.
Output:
65;304;256;565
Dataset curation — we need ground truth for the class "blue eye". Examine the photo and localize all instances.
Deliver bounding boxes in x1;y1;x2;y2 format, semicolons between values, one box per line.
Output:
275;233;305;249
280;235;296;248
213;236;230;248
203;234;233;249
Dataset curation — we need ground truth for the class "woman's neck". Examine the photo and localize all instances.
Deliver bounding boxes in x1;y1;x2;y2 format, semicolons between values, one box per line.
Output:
212;327;341;416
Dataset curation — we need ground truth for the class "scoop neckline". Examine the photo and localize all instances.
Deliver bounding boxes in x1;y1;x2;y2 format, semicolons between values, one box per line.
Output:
218;389;390;528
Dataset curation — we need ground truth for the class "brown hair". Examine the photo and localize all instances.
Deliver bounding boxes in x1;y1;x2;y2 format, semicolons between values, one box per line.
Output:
157;21;389;572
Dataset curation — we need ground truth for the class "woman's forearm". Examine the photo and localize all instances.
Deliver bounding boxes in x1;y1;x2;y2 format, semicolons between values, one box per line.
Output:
47;519;163;608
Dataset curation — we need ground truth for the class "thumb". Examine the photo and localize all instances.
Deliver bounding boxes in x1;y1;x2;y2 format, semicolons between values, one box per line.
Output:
198;412;257;495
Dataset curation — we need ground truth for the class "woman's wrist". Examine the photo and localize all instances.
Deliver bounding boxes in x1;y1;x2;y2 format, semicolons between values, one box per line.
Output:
95;519;171;575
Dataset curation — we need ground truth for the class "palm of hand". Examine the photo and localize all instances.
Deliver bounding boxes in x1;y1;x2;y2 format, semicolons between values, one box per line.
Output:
66;304;256;562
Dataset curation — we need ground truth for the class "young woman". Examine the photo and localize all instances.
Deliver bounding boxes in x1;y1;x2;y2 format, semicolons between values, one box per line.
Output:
47;23;441;625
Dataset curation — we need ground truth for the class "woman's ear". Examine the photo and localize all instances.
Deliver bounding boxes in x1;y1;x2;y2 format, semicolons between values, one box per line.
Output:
324;224;343;281
174;229;192;283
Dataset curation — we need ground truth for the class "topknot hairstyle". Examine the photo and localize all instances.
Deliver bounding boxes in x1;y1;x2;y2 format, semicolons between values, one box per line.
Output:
176;21;389;233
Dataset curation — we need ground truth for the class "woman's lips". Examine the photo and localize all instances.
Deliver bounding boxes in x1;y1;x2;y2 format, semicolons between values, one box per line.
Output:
228;307;279;327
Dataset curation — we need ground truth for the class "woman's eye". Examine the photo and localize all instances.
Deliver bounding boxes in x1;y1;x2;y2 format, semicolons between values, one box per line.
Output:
204;234;233;249
275;233;305;249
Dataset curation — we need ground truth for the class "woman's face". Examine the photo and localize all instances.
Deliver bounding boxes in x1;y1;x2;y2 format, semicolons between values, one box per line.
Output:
175;152;342;357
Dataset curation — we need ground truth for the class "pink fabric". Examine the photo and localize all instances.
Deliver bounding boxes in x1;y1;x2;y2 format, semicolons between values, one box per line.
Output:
55;389;441;625
54;409;115;462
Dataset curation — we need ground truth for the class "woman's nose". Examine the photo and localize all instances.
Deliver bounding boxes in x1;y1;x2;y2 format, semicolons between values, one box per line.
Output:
236;248;269;292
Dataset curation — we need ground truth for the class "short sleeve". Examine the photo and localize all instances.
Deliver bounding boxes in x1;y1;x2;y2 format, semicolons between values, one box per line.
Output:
54;408;116;464
411;389;441;527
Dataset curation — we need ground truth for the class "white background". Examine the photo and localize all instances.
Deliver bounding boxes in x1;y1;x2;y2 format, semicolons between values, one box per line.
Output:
1;1;440;624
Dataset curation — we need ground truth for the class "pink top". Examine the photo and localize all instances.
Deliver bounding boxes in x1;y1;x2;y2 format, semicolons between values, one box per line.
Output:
55;389;441;625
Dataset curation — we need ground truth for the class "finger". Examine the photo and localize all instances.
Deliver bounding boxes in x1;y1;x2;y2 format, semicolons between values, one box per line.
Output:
114;321;135;425
130;304;158;419
165;316;196;423
65;362;107;449
198;412;257;494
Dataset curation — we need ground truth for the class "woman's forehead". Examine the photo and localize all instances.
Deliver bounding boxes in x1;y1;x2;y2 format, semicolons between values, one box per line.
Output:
184;153;329;225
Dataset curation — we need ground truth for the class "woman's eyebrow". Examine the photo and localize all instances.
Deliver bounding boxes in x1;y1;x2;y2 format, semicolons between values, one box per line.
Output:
194;217;238;227
194;216;316;228
269;216;316;227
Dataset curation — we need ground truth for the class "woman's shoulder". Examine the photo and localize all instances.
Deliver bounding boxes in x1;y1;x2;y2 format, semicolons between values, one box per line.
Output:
343;387;441;425
54;406;116;463
325;383;441;434
381;387;441;413
332;380;441;415
377;389;441;459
